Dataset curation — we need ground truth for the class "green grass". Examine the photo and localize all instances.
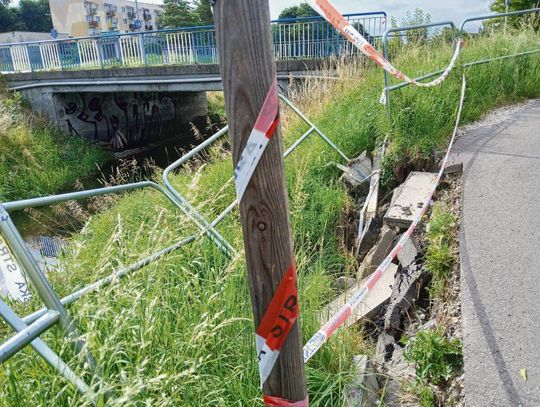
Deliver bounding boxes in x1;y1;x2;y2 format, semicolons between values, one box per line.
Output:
1;29;539;406
0;88;111;202
425;204;458;299
403;329;462;406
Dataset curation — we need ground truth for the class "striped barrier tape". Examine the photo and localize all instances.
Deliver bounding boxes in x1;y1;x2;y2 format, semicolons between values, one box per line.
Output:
234;78;280;202
303;75;467;363
233;78;306;405
306;0;463;104
264;395;309;406
256;264;300;386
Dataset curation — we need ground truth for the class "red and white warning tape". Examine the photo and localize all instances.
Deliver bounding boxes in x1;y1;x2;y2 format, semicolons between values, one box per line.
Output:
303;75;467;363
306;0;462;104
264;395;309;407
256;264;300;386
234;78;280;202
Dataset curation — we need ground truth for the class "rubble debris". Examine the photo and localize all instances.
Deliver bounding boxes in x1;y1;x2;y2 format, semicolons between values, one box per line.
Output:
358;226;397;279
356;218;382;258
345;355;380;407
383;263;427;337
336;276;356;291
339;151;373;189
397;235;420;269
443;162;463;175
321;264;398;329
384;172;438;229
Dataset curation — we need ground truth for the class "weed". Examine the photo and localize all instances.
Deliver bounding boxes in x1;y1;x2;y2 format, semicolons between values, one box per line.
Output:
0;83;111;202
425;204;457;298
404;329;462;386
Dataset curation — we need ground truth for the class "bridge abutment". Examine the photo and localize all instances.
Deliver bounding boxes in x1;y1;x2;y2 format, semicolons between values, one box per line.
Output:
20;88;208;149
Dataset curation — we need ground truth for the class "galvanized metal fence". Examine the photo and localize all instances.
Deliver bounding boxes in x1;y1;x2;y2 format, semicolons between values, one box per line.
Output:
381;8;540;115
0;12;387;74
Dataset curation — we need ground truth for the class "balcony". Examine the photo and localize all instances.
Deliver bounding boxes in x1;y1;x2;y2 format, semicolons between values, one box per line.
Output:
127;11;136;20
105;8;117;17
128;23;138;31
88;19;99;28
106;17;118;28
143;10;152;21
144;25;153;31
85;2;98;15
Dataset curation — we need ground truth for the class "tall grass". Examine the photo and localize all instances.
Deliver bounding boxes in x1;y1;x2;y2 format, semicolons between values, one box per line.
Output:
1;29;539;406
0;85;110;202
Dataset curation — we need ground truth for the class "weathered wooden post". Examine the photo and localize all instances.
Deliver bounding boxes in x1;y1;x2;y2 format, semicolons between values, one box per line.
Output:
213;0;309;405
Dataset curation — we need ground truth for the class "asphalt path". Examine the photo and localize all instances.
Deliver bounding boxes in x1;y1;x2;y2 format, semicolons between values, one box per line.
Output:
450;99;540;406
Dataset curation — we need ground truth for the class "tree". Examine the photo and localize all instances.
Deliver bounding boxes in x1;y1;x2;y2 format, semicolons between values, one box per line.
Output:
400;8;432;44
17;0;52;32
491;0;540;12
278;3;318;19
0;3;16;32
489;0;539;29
159;0;198;28
193;0;213;26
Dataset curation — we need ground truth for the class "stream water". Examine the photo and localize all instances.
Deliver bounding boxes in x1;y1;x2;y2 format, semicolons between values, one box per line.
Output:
13;114;225;244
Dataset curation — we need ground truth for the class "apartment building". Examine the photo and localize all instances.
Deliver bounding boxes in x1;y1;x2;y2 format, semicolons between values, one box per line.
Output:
49;0;162;37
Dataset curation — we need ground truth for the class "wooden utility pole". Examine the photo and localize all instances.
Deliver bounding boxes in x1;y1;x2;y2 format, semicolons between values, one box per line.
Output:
213;0;308;404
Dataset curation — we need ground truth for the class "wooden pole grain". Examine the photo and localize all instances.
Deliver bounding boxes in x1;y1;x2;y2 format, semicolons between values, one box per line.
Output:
213;0;308;403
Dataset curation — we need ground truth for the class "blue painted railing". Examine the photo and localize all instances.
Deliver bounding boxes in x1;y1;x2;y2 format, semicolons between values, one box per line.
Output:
0;12;387;73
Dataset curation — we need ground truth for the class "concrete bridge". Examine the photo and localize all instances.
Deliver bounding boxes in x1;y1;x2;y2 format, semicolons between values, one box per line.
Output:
0;12;387;148
2;60;328;148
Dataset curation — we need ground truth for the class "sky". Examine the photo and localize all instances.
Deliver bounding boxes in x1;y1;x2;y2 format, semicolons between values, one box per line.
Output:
269;1;493;26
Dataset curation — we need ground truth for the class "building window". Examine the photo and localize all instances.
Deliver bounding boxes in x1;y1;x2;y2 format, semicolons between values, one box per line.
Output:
121;7;125;13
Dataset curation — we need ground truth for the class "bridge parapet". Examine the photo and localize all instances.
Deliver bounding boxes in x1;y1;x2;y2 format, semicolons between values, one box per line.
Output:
0;12;386;74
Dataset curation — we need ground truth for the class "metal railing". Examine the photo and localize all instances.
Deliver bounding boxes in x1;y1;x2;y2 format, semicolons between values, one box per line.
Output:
0;94;349;397
381;21;457;115
0;181;202;395
0;12;386;74
381;8;540;115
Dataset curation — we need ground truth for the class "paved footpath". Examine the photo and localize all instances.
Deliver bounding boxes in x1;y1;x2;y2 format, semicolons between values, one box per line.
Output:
450;99;540;406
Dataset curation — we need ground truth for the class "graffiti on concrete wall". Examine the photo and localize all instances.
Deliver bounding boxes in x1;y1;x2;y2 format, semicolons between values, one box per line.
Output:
61;92;179;149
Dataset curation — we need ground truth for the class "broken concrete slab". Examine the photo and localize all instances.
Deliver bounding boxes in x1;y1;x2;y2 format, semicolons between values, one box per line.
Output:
356;218;382;258
397;235;420;269
345;355;380;407
383;264;426;336
358;226;397;280
339;151;373;189
320;263;398;329
384;172;438;229
443;162;464;175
